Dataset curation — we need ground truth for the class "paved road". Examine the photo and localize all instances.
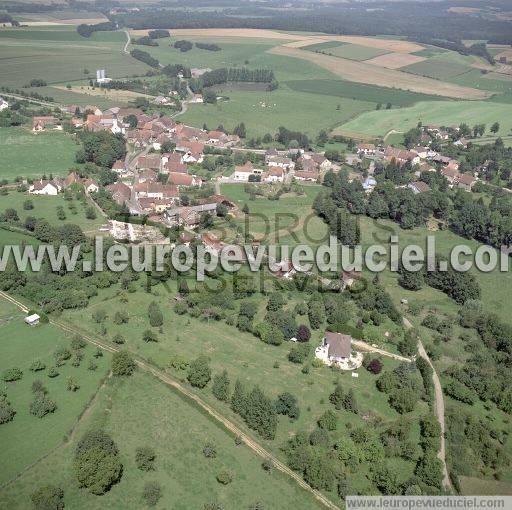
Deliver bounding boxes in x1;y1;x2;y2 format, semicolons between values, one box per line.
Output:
403;317;453;492
0;291;340;510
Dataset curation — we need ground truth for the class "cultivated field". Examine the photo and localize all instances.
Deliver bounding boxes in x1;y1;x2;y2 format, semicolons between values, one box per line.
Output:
363;52;427;70
0;27;150;106
268;46;490;99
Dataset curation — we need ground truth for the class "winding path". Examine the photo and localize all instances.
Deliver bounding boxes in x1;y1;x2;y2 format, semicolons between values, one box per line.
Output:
403;317;453;492
0;291;340;510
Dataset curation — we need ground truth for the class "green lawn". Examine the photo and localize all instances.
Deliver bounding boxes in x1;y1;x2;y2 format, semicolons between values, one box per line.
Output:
0;127;78;180
0;297;111;486
337;100;512;140
0;371;326;510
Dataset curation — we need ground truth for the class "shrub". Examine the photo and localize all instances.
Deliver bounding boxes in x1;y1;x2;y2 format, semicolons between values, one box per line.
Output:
3;367;22;382
187;356;211;388
47;367;59;378
30;360;46;372
135;446;156;471
31;485;64;510
367;359;383;375
142;481;162;507
31;379;47;394
296;325;311;342
67;377;80;392
71;335;86;350
74;430;122;495
216;471;233;485
143;329;158;343
317;410;337;431
112;351;135;376
203;443;217;458
0;394;15;424
30;393;57;418
112;333;125;344
288;344;310;364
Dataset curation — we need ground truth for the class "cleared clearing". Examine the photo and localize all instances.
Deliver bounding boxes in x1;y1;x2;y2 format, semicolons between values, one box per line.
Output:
364;52;427;69
268;46;491;99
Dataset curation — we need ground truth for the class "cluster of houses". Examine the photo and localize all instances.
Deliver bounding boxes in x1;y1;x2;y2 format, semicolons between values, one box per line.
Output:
230;148;334;183
29;172;99;196
356;132;478;193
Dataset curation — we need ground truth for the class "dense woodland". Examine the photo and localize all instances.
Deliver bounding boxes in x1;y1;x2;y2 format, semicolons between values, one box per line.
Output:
111;1;512;44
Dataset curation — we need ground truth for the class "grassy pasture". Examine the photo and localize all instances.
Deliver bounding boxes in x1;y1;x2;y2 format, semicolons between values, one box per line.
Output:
285;79;445;106
60;280;411;449
0;297;111;486
357;216;512;323
182;87;373;138
0;191;105;233
337;100;512;140
0;127;78;180
403;58;470;80
0;371;326;510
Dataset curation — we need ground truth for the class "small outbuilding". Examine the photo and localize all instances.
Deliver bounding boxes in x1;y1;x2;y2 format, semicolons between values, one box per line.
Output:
24;314;40;326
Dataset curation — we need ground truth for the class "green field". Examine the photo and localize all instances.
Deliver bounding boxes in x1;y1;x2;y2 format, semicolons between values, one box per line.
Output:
0;191;105;232
0;127;78;180
285;79;445;107
0;370;326;510
0;297;111;486
0;26;150;106
338;100;512;140
182;86;373;138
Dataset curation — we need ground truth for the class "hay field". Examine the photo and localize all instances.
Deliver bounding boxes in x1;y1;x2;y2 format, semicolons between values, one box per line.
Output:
268;46;491;99
363;52;427;69
130;28;299;40
52;85;155;102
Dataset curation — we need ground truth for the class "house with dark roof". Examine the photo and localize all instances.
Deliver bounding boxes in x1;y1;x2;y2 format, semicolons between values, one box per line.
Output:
408;181;431;194
314;332;363;370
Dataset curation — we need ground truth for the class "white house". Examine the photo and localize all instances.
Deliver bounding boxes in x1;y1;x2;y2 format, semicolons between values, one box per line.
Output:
0;97;8;111
314;331;363;370
263;167;285;183
24;314;40;326
362;176;377;193
84;179;99;193
232;161;260;181
29;179;60;196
